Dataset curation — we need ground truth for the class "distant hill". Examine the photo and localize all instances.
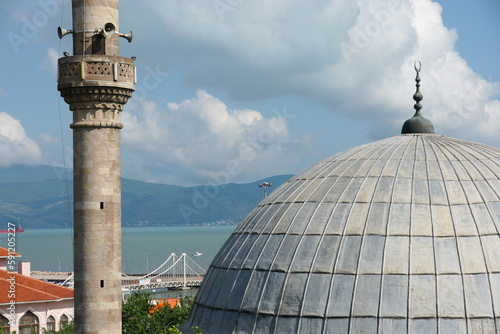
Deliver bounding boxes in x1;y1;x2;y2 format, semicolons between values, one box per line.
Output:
0;165;292;228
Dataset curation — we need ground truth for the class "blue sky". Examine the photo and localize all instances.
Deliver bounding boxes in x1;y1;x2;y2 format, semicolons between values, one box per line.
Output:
0;0;499;186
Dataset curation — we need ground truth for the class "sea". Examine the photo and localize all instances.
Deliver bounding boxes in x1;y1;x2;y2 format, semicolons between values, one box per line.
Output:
0;225;237;274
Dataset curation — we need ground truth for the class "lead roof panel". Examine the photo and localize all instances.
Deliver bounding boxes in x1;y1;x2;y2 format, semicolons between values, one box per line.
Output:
182;134;500;334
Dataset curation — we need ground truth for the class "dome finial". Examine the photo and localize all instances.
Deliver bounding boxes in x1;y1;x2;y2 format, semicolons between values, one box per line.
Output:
413;60;423;114
401;61;434;134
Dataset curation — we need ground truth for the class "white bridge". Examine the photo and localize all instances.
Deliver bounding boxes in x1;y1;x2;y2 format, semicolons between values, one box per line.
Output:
121;253;206;291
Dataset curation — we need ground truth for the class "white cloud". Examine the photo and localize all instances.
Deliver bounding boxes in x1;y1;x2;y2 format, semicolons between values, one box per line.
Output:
0;112;42;166
39;133;58;145
127;0;499;146
39;48;59;77
122;90;313;185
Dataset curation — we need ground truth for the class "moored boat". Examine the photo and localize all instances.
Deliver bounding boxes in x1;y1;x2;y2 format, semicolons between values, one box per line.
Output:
0;226;25;233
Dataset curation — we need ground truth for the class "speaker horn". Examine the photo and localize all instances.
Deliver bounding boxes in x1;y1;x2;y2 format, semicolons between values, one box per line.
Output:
57;27;73;39
99;22;116;38
118;31;133;43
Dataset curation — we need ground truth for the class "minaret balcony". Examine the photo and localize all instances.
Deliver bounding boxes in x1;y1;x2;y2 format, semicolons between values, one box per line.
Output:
57;55;135;91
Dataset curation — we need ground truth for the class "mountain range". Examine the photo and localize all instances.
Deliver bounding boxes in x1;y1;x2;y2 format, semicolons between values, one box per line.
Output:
0;165;292;229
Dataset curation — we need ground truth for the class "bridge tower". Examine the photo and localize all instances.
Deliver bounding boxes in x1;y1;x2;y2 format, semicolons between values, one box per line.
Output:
57;1;135;332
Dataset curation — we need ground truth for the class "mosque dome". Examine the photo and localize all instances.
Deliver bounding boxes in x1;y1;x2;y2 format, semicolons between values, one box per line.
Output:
181;65;500;333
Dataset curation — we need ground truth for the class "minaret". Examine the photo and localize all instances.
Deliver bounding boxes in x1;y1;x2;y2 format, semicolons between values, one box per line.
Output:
57;1;134;333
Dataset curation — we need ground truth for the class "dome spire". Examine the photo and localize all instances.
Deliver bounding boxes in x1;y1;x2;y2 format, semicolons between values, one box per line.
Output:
401;61;435;134
413;60;423;114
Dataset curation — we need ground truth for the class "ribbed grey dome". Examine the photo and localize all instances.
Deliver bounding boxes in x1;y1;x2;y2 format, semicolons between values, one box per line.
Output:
182;133;500;334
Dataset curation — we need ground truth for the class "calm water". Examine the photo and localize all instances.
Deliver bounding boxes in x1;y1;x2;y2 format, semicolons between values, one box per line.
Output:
0;225;236;273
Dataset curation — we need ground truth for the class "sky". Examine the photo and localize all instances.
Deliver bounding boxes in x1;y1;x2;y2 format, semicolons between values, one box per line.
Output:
0;0;499;186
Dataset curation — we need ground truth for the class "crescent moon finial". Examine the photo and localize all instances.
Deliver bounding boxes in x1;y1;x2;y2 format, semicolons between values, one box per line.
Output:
414;60;421;73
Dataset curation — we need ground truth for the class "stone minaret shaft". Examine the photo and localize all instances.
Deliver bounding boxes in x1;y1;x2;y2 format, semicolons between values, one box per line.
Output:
57;1;134;333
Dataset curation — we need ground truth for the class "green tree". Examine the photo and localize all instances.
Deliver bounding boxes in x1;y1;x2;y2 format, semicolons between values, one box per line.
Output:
152;298;193;330
122;291;155;333
42;320;74;334
122;291;198;333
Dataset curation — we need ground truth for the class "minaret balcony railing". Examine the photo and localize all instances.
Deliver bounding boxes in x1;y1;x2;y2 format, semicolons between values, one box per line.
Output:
57;55;136;90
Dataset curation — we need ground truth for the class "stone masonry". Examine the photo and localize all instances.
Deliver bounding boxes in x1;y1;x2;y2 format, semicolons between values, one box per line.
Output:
57;1;134;333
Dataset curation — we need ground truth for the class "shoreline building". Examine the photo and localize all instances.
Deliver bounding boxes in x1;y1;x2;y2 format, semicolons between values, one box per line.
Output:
0;247;74;333
57;0;135;332
181;65;500;333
